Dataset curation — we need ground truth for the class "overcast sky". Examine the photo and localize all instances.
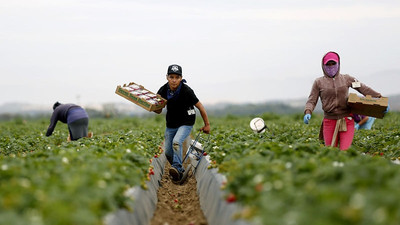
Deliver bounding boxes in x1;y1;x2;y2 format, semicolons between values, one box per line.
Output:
1;0;400;108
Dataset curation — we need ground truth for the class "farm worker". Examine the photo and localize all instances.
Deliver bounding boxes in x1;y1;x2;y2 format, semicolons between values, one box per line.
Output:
154;64;210;182
352;114;375;130
46;102;92;141
303;51;388;150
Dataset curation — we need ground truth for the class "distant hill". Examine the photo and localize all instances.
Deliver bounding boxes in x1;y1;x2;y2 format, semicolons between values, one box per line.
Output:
205;94;400;116
0;103;51;116
0;94;398;119
0;102;145;120
206;101;305;116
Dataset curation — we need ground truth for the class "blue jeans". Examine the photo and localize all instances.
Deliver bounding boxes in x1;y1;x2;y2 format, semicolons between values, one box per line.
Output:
164;125;193;173
359;117;376;130
68;117;88;141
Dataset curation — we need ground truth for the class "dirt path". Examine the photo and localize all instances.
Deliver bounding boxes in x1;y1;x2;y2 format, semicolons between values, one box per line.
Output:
150;145;208;225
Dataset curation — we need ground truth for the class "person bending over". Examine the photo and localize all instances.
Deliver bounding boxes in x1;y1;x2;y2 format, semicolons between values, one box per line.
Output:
46;102;91;141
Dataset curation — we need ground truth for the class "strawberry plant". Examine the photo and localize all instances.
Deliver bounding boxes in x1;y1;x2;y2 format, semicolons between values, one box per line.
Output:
206;112;400;225
0;117;164;225
1;112;400;225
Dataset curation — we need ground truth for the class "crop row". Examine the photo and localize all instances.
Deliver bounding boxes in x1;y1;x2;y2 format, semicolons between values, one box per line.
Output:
208;113;400;225
1;112;400;225
0;117;164;225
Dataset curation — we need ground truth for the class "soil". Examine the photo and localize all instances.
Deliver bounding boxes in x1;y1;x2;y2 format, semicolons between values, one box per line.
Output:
150;143;208;225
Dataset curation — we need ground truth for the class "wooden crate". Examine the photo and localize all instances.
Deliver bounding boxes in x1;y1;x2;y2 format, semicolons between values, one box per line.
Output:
115;82;167;112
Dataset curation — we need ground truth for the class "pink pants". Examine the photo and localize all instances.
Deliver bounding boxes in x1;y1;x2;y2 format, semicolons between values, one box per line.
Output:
323;117;355;150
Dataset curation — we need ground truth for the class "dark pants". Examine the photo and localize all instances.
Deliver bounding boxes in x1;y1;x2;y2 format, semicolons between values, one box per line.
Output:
68;118;89;141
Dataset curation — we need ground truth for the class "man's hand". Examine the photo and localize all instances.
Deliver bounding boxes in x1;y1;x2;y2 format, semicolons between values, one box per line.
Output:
200;124;210;134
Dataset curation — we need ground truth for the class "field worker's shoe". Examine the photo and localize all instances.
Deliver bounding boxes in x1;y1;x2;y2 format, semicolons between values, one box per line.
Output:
169;167;180;181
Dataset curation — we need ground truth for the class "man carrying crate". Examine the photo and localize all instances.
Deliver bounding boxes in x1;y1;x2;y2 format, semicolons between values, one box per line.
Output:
154;64;210;182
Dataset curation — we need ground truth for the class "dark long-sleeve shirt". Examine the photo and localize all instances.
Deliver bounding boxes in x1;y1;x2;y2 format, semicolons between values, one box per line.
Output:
46;104;88;136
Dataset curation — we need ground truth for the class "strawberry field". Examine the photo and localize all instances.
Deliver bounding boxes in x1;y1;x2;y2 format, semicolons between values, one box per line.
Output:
0;117;164;225
1;112;400;225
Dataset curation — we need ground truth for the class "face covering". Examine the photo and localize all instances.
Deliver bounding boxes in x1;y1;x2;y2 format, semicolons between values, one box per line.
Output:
324;64;339;77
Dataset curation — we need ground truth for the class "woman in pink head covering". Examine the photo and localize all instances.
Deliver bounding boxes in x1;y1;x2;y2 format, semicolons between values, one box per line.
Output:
303;51;387;150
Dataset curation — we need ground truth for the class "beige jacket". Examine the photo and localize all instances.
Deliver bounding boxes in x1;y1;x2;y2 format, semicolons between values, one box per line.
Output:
305;57;381;120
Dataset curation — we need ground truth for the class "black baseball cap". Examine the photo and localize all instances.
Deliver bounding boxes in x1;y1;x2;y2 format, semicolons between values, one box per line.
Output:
167;64;182;76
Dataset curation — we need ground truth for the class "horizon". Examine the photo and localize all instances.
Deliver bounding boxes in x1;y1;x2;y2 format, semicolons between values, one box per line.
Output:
1;92;399;114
